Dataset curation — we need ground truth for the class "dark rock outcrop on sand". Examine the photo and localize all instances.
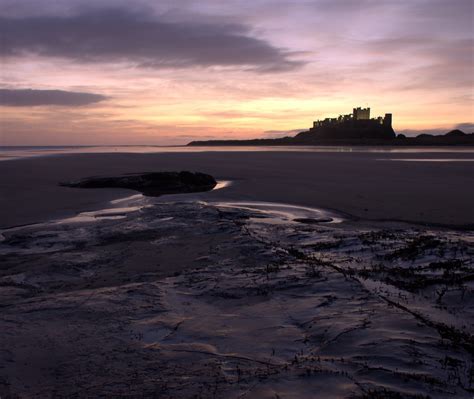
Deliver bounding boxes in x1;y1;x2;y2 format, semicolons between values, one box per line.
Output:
60;171;217;196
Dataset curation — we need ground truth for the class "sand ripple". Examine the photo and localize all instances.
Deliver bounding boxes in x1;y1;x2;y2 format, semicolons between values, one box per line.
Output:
0;198;472;397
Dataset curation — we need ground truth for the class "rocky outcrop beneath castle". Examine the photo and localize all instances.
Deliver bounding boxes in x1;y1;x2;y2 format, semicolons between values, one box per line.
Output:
188;130;474;146
296;120;396;141
60;171;217;196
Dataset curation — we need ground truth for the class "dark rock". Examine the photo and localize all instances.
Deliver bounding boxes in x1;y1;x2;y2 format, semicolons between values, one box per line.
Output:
60;171;217;197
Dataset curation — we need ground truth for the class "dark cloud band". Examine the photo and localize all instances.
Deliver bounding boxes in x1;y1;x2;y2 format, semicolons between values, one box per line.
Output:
0;9;303;72
0;89;107;106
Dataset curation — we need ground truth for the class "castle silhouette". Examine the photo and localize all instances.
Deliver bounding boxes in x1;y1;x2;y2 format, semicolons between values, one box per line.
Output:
187;105;473;146
297;106;395;140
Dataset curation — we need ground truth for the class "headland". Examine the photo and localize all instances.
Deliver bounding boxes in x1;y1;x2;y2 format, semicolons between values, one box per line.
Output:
188;106;474;146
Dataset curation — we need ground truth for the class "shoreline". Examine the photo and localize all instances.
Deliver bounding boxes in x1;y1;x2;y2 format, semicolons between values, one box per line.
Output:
2;144;474;162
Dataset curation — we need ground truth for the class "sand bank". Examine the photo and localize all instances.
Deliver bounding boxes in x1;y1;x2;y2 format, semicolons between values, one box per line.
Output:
0;150;473;228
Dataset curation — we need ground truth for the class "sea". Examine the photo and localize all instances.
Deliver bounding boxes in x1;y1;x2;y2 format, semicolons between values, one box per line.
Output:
1;145;474;162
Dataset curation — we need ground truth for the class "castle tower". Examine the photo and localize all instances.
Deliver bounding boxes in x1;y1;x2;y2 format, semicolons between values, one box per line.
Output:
383;113;392;128
353;107;370;120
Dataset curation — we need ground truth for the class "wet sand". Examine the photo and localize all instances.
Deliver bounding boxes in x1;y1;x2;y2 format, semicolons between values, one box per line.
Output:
1;198;473;397
1;149;473;397
1;150;473;228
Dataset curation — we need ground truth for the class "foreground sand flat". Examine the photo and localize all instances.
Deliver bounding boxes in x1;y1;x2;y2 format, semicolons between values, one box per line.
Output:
0;197;472;398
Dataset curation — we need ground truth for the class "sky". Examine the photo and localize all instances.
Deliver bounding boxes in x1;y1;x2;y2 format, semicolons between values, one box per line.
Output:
1;0;473;145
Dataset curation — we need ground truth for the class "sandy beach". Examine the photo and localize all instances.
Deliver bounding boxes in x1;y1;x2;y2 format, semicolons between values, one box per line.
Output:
1;148;473;398
1;149;473;228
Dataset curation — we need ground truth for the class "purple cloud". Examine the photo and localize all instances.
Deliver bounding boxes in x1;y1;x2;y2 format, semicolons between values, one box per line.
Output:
0;89;107;106
0;8;304;72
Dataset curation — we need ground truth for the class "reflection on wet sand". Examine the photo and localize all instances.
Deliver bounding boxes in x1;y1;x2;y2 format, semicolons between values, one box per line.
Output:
2;145;474;162
212;201;343;224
